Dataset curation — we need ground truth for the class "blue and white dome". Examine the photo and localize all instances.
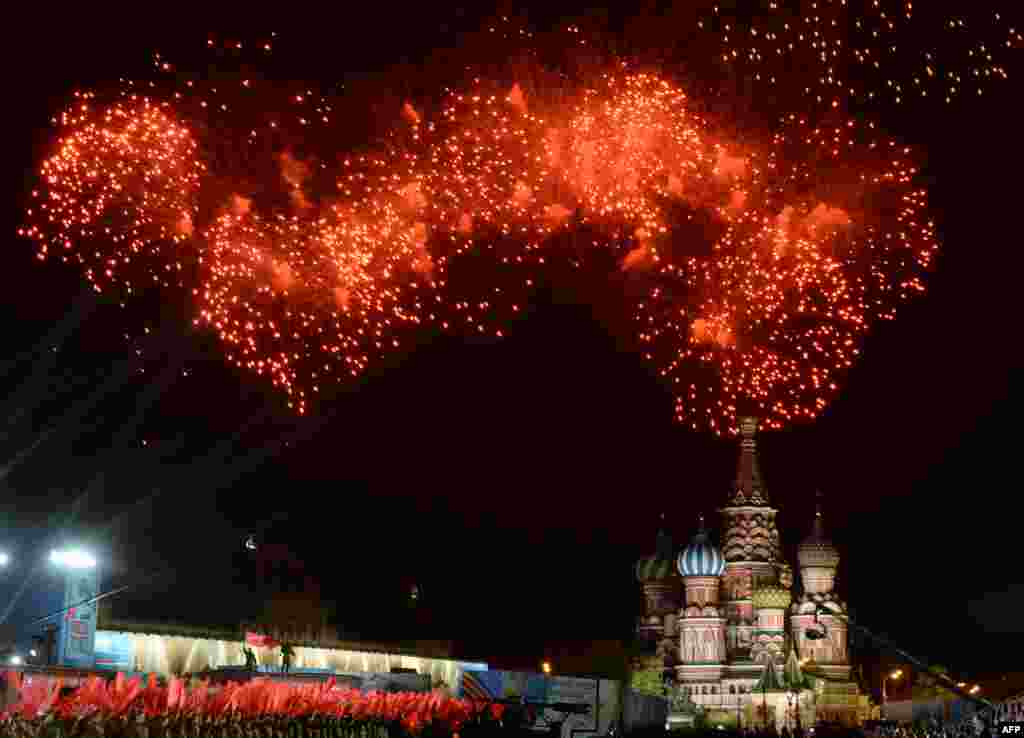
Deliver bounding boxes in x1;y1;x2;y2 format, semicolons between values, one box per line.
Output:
677;518;726;577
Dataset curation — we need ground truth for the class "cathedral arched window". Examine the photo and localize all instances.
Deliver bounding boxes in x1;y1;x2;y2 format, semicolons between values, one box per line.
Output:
730;685;736;695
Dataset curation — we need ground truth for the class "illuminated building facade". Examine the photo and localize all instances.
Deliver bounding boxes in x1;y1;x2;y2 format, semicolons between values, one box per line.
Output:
636;418;869;728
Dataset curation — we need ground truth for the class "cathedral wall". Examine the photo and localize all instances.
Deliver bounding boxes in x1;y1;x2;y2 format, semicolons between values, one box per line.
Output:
790;614;848;664
678;618;726;664
801;566;837;594
642;582;681;616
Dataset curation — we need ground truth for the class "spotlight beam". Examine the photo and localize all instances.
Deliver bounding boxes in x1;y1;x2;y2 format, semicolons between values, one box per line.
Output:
63;346;192;523
0;327;177;474
97;407;277;539
0;332;192;624
1;367;97;445
0;287;97;384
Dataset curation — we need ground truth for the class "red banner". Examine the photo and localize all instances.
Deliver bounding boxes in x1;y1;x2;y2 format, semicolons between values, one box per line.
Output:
245;632;280;649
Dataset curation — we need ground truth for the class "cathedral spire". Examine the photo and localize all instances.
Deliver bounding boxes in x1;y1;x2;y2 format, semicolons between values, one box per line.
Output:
811;490;826;539
689;513;711;546
728;416;768;506
655;513;674;560
797;490;840;594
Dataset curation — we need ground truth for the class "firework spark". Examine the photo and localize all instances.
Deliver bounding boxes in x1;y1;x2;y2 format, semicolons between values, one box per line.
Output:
22;8;1015;434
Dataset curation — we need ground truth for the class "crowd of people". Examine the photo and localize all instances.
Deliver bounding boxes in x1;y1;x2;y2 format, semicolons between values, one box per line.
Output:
862;715;1004;738
623;707;1016;738
647;713;1009;738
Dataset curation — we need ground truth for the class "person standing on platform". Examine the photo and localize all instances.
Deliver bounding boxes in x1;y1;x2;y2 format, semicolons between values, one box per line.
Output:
242;645;257;672
281;643;295;674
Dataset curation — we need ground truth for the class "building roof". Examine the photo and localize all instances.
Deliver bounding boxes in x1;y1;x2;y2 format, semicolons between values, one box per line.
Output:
784;644;814;690
678;516;725;577
755;658;789;693
726;417;770;507
751;584;792;611
637;514;680;583
797;492;840;570
98;616;454;660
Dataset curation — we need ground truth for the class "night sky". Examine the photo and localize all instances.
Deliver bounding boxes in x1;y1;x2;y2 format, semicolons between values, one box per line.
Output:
3;2;1022;687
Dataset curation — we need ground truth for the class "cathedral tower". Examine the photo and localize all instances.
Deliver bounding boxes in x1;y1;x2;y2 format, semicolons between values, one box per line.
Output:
718;417;785;659
750;583;791;665
791;495;851;680
676;517;727;687
636;515;683;666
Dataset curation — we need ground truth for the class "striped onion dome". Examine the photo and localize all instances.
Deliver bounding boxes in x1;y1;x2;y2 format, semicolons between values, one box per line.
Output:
636;520;679;583
677;516;726;577
636;555;677;582
751;584;792;610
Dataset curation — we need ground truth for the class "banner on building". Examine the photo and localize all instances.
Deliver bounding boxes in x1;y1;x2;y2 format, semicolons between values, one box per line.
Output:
57;566;98;668
94;631;134;671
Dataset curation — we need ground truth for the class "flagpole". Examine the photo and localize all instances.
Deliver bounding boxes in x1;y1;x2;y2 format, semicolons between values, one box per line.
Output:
24;584;133;628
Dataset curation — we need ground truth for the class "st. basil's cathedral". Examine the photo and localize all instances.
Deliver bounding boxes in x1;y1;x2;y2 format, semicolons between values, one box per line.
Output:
635;417;871;729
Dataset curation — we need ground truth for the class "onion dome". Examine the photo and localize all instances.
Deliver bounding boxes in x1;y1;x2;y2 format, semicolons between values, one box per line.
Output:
636;554;676;582
636;515;679;583
678;515;725;577
797;493;840;571
751;584;792;610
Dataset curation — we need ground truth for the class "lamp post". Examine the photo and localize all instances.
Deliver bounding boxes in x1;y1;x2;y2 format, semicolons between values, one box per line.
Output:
882;669;903;710
804;606;994;712
0;551;9;567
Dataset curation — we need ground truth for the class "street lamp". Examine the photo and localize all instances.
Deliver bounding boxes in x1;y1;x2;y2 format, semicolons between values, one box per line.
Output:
804;605;994;713
541;661;552;675
0;551;9;566
50;548;97;569
882;669;903;707
49;546;99;669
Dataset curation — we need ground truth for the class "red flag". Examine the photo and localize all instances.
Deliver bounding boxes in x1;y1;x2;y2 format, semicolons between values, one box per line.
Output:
245;631;280;649
65;607;76;621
